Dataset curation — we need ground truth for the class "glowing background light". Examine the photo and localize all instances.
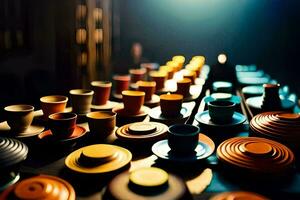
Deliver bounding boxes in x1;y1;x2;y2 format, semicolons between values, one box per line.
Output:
218;54;227;64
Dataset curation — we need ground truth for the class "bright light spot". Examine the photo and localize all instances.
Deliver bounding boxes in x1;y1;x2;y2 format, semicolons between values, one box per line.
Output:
218;54;227;64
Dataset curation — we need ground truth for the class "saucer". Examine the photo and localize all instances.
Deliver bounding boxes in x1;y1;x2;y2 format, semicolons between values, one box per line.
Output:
204;93;241;105
38;125;87;143
246;96;295;111
65;144;132;174
112;105;150;117
91;101;119;111
155;87;171;95
195;111;246;128
151;134;215;162
0;122;44;138
0;173;20;192
149;106;190;125
242;85;264;98
238;77;270;85
34;107;72;123
144;94;160;108
116;122;168;142
112;92;123;101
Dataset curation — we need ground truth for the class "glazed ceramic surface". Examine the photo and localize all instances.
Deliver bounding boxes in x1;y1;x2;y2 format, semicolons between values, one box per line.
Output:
204;93;241;105
136;81;156;101
122;90;145;115
210;191;269;200
87;111;116;139
48;112;77;138
160;94;183;117
4;105;34;132
70;89;94;114
40;95;68;119
0;122;44;138
113;75;131;94
91;81;112;105
208;101;236;124
212;81;232;93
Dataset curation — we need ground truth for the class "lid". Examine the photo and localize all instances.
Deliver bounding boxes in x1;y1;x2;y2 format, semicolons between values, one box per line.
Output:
217;137;295;174
0;175;75;200
65;144;132;174
250;112;300;149
210;191;269;200
116;122;168;142
106;167;188;200
0;137;28;169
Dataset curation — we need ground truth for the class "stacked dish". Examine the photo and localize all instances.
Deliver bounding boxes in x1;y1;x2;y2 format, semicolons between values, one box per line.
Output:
217;137;295;176
0;175;75;199
250;112;300;152
210;191;269;200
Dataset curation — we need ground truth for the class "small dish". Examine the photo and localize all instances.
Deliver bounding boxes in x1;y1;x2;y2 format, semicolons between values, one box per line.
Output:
65;144;132;174
203;93;241;105
0;122;44;138
195;111;246;128
91;101;119;111
151;134;215;162
210;191;269;200
246;96;295;111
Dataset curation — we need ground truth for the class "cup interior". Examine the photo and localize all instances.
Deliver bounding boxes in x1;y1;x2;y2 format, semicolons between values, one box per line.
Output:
169;124;199;136
70;89;94;95
150;71;167;78
137;81;156;88
91;81;112;87
49;112;77;120
122;90;145;97
40;95;68;103
4;105;34;112
87;111;116;119
113;75;130;81
209;100;235;107
160;94;183;101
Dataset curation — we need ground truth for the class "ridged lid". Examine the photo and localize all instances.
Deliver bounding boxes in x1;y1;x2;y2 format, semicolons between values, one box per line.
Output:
0;137;28;169
250;112;300;149
0;175;75;200
210;191;269;200
217;137;295;174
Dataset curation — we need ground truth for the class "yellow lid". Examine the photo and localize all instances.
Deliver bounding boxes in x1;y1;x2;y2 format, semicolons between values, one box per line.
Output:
129;167;168;187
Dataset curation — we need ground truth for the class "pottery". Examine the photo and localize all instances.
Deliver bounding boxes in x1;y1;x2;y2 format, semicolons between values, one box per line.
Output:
70;89;94;114
185;64;200;77
191;56;205;66
183;70;196;85
40;95;68;119
208;100;236;124
65;144;132;174
261;83;281;111
217;137;295;174
48;112;77;138
113;105;150;127
113;75;131;94
160;94;183;117
172;55;185;68
166;61;181;72
136;81;156;102
150;71;167;91
4;105;34;132
168;124;200;154
160;65;175;79
212;81;233;93
129;68;146;83
238;77;270;86
0;175;76;200
91;81;112;105
210;191;269;200
87;111;116;140
105;167;191;200
122;90;145;115
91;101;119;111
176;78;191;98
204;93;241;105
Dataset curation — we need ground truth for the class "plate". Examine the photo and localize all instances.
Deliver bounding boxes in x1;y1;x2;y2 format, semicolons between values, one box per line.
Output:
246;96;295;110
242;85;264;97
210;191;269;200
204;93;241;105
65;144;132;174
0;122;44;138
0;173;20;192
91;101;119;111
238;77;270;85
195;111;246;128
151;134;215;162
144;94;160;108
116;122;168;142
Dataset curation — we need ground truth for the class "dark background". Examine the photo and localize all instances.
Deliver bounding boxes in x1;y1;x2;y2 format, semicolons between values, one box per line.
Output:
1;0;300;108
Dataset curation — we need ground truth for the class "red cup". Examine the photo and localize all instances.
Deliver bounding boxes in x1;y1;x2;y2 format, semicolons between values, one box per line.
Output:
91;81;112;105
113;75;130;94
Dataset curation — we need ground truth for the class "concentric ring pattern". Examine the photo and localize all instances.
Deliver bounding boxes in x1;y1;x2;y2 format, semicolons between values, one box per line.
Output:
217;137;295;174
0;137;28;168
210;191;269;200
250;112;300;149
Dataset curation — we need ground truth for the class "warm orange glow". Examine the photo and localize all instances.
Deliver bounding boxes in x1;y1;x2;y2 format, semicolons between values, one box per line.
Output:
76;5;87;20
218;53;227;64
94;8;103;22
76;29;87;44
95;29;103;43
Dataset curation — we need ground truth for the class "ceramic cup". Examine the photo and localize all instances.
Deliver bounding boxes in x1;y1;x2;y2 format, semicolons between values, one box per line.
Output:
4;105;34;132
150;71;167;91
183;70;196;85
176;78;191;98
166;61;181;72
70;89;94;114
159;65;175;79
113;75;131;94
160;94;183;117
208;100;236;123
168;124;200;154
122;90;145;115
136;81;156;102
129;69;146;83
91;81;112;105
49;112;77;138
87;111;116;139
172;55;185;69
186;64;200;77
40;95;68;119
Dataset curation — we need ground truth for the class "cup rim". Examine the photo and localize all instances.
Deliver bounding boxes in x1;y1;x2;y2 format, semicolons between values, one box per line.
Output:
70;89;94;95
122;90;145;97
149;71;167;78
160;94;183;101
86;111;116;119
4;104;34;112
49;112;77;121
208;100;235;108
40;95;68;103
113;75;131;81
129;68;146;74
91;81;112;87
136;81;156;87
177;78;192;84
168;124;200;136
